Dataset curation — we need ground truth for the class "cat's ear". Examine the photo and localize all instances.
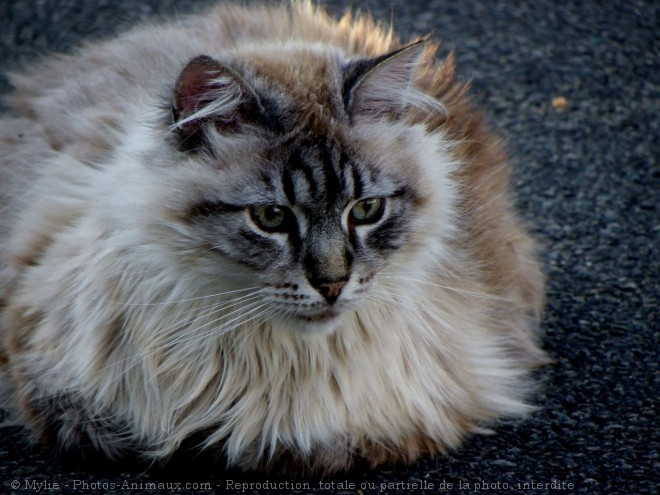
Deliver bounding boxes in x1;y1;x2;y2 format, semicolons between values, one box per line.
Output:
172;55;264;147
343;41;429;119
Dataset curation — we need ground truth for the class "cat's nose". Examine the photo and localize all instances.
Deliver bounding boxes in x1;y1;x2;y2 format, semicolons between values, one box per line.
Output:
312;278;347;305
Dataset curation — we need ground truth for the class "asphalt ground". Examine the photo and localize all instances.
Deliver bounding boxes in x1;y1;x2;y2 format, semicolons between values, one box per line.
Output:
0;1;657;494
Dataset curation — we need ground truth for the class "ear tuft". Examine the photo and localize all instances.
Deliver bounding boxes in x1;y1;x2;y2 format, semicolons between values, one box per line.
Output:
343;41;441;119
171;56;262;150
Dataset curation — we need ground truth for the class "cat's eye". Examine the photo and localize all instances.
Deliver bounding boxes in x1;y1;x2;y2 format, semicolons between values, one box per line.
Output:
349;197;385;226
250;205;292;232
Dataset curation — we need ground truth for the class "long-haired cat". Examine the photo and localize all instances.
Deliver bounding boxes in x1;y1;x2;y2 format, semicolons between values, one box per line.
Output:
0;1;546;473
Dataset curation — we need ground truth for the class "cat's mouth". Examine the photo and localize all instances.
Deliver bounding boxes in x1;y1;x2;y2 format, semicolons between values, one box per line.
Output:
268;290;359;334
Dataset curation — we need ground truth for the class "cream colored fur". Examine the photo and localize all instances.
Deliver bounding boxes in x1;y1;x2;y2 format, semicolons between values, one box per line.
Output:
0;1;546;473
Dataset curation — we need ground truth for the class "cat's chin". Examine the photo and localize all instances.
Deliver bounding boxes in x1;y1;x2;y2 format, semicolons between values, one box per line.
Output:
272;310;344;335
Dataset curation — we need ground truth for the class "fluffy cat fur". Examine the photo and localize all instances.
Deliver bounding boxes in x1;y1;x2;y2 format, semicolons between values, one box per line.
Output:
0;1;546;473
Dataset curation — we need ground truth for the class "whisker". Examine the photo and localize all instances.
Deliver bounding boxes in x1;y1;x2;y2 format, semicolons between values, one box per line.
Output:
364;287;456;343
171;296;275;345
380;274;512;301
98;295;269;384
101;286;264;307
380;263;519;304
158;298;270;350
270;304;298;332
183;304;277;360
157;291;265;342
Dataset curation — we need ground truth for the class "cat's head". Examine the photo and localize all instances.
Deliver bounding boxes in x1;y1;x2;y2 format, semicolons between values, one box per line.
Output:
151;42;457;334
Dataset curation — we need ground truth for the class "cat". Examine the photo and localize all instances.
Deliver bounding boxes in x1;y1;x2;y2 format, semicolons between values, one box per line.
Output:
0;0;547;474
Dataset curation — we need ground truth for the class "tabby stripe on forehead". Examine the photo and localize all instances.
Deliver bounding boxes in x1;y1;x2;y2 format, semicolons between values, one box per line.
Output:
282;169;296;205
349;158;364;199
337;152;354;197
319;141;341;199
289;148;318;199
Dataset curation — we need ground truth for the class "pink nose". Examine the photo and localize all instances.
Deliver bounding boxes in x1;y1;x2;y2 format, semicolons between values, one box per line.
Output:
316;280;347;305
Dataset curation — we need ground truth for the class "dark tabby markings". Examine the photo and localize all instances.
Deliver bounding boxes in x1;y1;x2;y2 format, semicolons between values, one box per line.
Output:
274;283;299;290
347;226;360;254
288;148;318;199
318;140;341;200
189;133;412;276
187;200;242;220
282;168;296;205
285;138;346;205
275;293;308;301
349;158;363;199
341;57;380;113
366;217;406;252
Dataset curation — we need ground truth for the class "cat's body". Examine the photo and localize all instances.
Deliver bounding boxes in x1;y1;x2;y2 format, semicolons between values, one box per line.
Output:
0;1;546;473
